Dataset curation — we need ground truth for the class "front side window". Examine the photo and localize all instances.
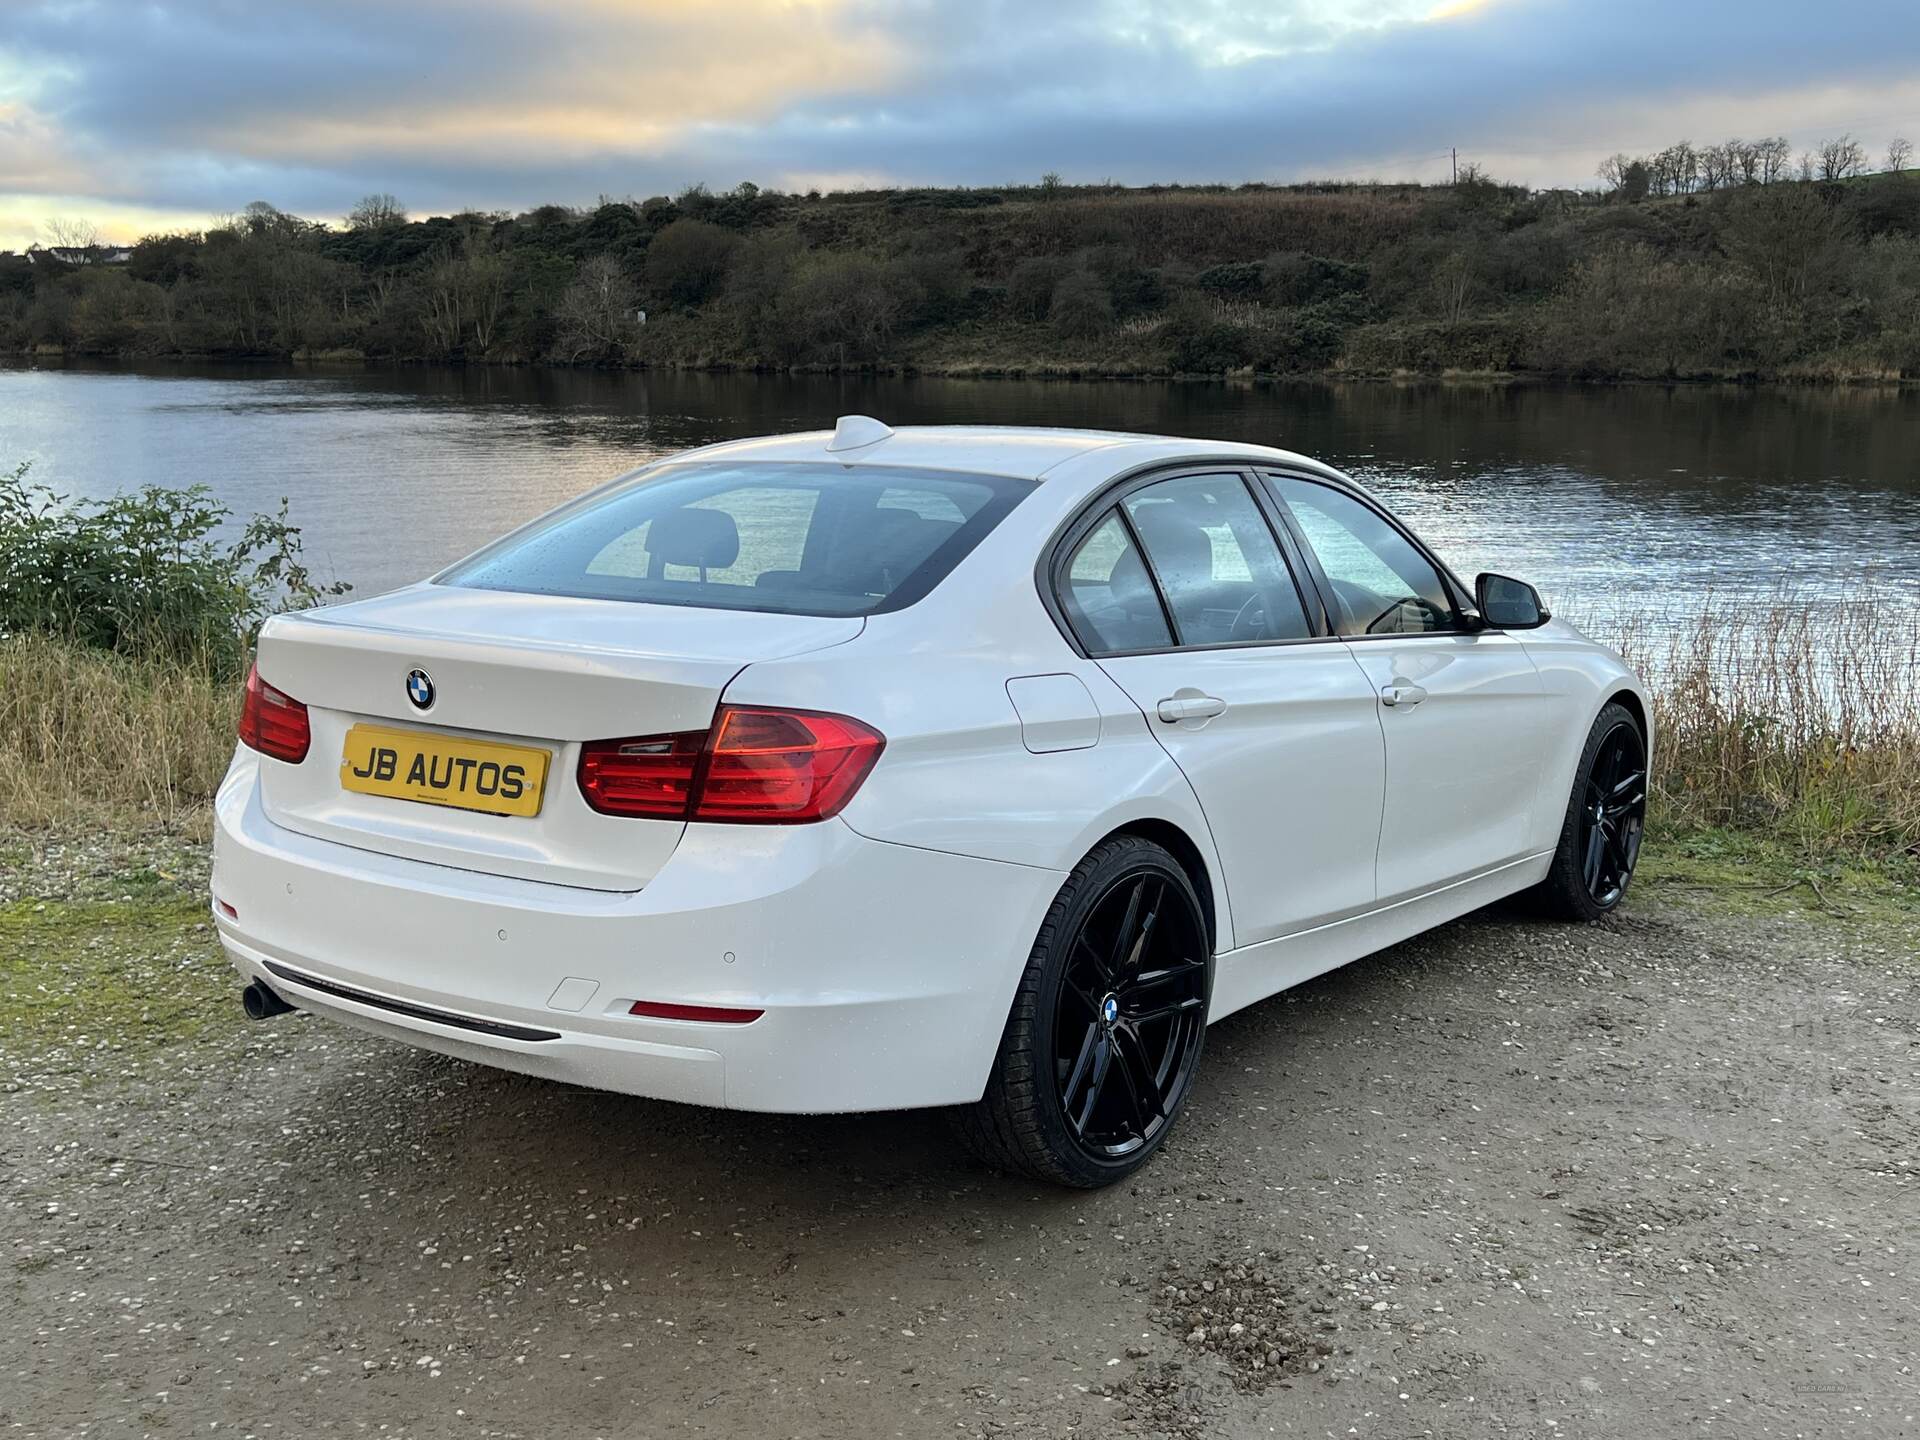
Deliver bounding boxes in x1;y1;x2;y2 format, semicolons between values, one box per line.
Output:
441;462;1032;616
1271;477;1455;636
1122;474;1311;646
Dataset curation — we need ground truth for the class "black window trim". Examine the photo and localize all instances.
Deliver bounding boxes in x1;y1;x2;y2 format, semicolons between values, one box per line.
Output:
1041;462;1330;660
1254;469;1478;641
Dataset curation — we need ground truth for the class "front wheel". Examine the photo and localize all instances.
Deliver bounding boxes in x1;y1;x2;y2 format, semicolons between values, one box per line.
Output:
954;836;1211;1188
1531;702;1648;922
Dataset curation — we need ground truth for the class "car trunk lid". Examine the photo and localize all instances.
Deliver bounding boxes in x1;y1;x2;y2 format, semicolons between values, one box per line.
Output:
253;584;863;890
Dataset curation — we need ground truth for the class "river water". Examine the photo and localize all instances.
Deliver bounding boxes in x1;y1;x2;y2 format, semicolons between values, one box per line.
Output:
4;362;1917;627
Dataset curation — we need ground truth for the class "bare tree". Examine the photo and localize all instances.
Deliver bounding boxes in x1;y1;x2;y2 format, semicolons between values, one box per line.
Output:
1667;141;1700;194
1756;136;1792;184
347;193;406;229
1596;154;1631;194
421;245;466;355
1722;183;1856;305
464;232;511;352
1888;137;1914;174
1647;142;1698;197
555;255;638;361
1699;141;1737;191
1431;252;1477;326
43;216;103;251
1817;134;1867;182
419;231;513;355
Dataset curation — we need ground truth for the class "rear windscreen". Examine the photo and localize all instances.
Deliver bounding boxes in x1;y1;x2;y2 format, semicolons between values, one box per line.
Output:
439;461;1034;616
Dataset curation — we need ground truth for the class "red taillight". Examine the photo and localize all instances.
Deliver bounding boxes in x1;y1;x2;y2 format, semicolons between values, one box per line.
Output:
577;731;704;819
237;663;311;764
698;707;885;822
627;999;764;1024
577;705;884;824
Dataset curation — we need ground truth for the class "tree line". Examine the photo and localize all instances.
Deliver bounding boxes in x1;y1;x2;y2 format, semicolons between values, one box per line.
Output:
1597;133;1910;200
3;149;1918;382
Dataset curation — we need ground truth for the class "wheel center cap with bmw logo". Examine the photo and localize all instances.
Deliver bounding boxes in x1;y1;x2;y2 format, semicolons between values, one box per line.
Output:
406;669;435;710
1100;994;1119;1026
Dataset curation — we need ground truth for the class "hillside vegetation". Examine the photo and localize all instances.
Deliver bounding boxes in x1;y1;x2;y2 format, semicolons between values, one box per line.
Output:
6;169;1920;381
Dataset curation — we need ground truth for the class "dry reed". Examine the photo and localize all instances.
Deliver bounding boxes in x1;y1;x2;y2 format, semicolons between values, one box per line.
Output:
1592;592;1920;857
0;634;237;835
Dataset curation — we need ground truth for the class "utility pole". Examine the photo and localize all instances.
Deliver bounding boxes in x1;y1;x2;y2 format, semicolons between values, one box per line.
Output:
1451;148;1457;184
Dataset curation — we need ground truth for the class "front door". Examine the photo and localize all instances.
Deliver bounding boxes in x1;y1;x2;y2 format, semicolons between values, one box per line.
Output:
1265;474;1554;903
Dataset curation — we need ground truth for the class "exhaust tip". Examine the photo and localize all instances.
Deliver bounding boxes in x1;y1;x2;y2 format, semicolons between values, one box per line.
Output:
242;978;295;1020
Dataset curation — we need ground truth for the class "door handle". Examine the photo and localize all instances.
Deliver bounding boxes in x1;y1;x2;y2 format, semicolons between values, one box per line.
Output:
1156;692;1228;723
1380;682;1428;709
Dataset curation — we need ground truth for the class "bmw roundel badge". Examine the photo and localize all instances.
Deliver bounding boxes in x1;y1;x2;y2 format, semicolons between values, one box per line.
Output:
406;669;435;710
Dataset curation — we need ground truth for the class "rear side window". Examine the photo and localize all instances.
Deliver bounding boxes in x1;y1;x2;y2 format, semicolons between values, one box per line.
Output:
442;462;1033;616
1061;511;1174;653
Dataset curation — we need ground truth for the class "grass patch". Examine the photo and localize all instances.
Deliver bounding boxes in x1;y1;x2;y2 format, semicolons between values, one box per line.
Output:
0;894;229;1068
1640;824;1920;926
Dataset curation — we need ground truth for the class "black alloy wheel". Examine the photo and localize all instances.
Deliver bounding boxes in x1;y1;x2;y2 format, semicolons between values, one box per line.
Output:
1533;702;1648;922
1580;717;1648;908
956;835;1212;1187
1052;868;1209;1161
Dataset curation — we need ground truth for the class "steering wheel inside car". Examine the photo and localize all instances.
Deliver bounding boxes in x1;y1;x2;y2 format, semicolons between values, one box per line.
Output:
1229;593;1268;643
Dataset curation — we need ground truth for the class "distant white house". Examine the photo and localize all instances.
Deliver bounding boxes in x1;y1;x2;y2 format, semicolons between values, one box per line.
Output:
26;244;134;267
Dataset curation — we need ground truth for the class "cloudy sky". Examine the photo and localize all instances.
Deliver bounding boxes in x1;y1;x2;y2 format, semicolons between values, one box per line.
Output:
3;0;1917;249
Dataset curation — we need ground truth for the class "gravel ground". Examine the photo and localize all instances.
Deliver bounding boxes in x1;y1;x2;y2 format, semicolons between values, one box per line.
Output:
3;834;1917;1439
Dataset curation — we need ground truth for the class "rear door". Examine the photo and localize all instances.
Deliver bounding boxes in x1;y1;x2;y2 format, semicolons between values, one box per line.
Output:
1059;471;1385;947
1263;473;1553;904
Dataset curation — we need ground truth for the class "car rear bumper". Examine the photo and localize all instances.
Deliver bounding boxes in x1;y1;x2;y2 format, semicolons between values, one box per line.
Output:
211;753;1062;1113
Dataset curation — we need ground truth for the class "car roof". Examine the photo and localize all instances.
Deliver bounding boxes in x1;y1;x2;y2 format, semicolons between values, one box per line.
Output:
678;422;1345;485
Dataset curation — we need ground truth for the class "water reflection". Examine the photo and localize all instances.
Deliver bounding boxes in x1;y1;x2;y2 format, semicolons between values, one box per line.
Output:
3;361;1917;623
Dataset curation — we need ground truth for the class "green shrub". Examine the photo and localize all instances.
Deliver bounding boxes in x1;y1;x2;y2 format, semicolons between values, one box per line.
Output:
1262;251;1369;306
644;219;739;307
1194;261;1265;299
1160;302;1255;371
0;461;347;676
1251;308;1347;371
1006;256;1070;321
1342;316;1529;373
1049;270;1114;338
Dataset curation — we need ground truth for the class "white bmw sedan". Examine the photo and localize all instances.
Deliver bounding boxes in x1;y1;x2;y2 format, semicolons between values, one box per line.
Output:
213;418;1650;1187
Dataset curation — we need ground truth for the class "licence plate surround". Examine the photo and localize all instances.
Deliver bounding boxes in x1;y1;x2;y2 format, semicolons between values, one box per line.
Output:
339;724;551;818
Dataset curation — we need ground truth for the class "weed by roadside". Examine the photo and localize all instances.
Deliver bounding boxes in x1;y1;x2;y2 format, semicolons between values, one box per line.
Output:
1637;824;1920;926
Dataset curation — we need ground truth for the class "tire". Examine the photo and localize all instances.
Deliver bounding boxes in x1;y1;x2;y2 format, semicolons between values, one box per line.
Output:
1530;702;1649;923
954;835;1211;1188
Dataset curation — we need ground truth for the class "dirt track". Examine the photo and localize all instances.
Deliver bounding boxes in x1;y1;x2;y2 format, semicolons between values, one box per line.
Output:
3;843;1917;1438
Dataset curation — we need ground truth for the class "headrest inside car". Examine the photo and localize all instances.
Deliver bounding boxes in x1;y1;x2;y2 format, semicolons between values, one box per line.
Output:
649;507;740;571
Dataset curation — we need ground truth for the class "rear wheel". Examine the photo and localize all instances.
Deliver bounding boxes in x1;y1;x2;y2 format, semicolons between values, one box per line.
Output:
955;836;1211;1188
1531;702;1648;922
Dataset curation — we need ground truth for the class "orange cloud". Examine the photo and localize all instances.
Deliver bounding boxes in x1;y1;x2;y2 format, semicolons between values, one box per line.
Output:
0;196;219;251
175;0;904;167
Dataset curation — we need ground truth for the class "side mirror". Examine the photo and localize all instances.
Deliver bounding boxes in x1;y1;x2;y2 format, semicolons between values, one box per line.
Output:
1474;572;1551;629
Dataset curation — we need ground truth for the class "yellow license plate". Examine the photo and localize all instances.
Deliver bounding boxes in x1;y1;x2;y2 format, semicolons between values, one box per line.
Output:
340;724;551;818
